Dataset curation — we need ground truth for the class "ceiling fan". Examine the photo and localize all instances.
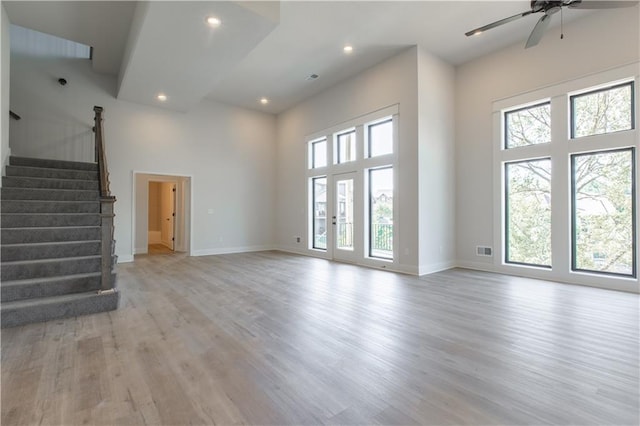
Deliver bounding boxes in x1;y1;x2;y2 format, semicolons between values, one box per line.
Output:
465;0;638;48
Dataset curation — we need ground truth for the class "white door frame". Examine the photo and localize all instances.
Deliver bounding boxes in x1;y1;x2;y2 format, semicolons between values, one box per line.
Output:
132;171;193;256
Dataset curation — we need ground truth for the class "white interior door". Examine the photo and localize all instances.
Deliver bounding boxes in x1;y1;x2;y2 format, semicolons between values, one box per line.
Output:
332;172;361;263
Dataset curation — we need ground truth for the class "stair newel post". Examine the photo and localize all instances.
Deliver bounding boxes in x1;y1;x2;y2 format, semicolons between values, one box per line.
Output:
100;197;116;291
94;106;117;292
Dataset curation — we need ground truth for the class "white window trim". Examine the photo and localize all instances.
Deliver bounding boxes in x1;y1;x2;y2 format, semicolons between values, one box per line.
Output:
305;104;400;270
492;62;639;293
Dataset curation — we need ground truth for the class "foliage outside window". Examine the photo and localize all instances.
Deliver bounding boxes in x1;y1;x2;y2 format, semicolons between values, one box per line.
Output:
572;149;636;277
505;102;551;149
571;82;634;139
505;159;552;267
500;75;636;281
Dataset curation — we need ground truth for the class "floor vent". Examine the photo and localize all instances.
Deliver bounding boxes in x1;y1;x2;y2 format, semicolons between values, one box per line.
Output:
476;246;493;257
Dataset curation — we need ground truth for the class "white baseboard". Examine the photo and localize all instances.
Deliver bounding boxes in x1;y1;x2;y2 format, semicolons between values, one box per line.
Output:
134;247;148;255
117;254;134;263
418;260;457;276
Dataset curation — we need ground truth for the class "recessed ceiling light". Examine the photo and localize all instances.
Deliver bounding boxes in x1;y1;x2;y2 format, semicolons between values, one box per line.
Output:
156;93;167;102
206;16;221;27
343;45;353;54
260;98;269;105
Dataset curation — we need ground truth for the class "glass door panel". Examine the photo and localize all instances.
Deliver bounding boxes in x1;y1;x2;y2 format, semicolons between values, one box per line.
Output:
333;172;360;262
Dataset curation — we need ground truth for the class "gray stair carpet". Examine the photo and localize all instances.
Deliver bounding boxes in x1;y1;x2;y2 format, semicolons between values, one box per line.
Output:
1;156;118;328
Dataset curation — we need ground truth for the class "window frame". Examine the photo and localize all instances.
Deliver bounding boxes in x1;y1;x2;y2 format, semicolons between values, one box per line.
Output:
368;166;394;260
570;81;636;140
304;104;399;268
492;63;638;292
309;138;327;169
570;147;637;278
503;101;552;149
334;129;356;164
367;118;394;158
503;157;552;269
311;176;327;251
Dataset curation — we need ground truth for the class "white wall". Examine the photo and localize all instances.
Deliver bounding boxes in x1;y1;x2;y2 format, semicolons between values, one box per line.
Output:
455;8;639;284
0;5;10;178
148;181;161;232
417;47;456;274
10;54;277;262
276;47;422;273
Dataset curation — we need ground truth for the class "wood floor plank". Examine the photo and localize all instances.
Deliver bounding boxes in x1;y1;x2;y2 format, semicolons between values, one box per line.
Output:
2;251;638;425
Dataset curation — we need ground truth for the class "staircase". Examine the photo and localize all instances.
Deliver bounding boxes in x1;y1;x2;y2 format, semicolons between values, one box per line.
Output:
1;108;119;328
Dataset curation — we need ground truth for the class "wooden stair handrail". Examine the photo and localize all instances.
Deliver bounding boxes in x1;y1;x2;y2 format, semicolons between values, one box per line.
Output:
93;106;117;293
93;106;112;198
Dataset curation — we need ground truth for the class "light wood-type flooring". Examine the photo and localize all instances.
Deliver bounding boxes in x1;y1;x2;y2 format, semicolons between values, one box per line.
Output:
147;244;175;256
2;251;639;425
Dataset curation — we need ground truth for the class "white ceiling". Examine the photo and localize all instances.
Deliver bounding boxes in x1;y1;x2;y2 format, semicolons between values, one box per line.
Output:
5;1;621;114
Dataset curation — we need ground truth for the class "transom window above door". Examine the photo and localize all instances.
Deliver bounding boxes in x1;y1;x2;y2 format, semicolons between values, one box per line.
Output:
335;129;356;164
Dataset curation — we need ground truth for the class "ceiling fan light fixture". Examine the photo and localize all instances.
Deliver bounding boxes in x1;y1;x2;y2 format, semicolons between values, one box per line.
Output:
206;16;221;28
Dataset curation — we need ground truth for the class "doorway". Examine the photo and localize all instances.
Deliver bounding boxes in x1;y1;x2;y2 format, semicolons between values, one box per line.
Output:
148;181;176;253
332;171;362;264
133;172;192;256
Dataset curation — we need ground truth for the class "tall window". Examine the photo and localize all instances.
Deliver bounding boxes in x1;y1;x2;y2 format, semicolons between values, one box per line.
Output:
312;177;327;250
369;167;393;259
496;71;637;286
306;106;398;264
503;102;553;267
505;159;552;267
572;149;635;276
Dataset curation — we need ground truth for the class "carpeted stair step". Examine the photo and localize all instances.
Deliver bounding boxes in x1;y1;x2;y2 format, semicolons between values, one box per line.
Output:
1;213;100;228
1;187;99;201
9;156;98;171
1;290;119;328
1;272;110;302
1;255;102;281
5;165;98;181
1;226;101;244
2;176;99;191
1;200;100;214
1;240;101;262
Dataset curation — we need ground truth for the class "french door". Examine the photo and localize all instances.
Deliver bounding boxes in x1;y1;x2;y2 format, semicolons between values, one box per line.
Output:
332;172;362;263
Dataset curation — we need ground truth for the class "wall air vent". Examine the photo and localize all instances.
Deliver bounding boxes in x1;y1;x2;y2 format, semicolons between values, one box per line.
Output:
476;246;493;257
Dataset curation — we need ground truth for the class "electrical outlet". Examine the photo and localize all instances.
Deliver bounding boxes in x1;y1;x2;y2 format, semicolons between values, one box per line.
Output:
296;236;301;243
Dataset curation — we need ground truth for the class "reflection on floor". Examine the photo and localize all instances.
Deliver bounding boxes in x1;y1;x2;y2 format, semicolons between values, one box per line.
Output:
148;244;174;255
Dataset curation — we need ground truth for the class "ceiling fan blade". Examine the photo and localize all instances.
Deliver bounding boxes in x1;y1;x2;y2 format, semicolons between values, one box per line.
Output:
525;13;552;48
568;0;638;8
465;10;533;36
